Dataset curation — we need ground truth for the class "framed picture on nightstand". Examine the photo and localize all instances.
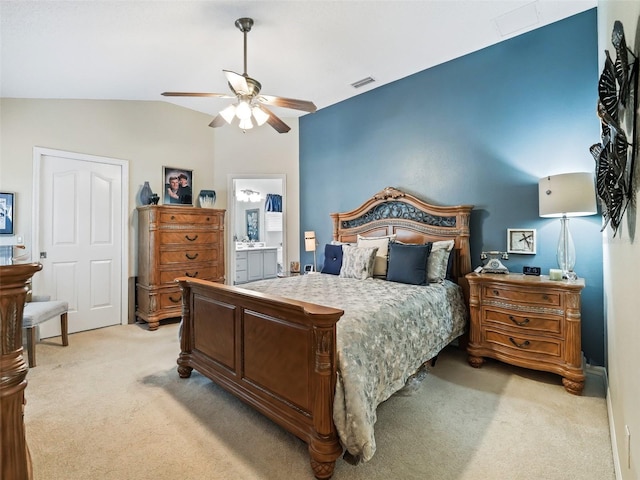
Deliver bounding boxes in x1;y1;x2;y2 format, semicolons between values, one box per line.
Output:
507;228;536;254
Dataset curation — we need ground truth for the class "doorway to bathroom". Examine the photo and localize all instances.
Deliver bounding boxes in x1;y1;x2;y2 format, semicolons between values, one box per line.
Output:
227;174;286;285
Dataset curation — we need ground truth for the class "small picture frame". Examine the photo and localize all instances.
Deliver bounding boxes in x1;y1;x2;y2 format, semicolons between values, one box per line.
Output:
163;167;193;205
0;192;15;235
507;228;536;254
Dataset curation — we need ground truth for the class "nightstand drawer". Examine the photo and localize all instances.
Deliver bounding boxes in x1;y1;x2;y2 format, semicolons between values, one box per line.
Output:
483;308;562;335
485;329;561;358
483;285;561;307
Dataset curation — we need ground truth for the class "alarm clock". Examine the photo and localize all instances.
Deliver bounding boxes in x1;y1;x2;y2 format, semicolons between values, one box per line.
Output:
523;266;541;276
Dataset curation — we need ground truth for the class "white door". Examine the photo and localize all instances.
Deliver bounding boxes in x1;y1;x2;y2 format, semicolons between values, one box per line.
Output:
34;148;127;337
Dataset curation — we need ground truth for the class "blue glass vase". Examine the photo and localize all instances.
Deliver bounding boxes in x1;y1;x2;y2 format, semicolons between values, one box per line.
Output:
140;181;153;205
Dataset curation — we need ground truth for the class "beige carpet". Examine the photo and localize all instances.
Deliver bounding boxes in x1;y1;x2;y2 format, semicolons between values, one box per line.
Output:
24;323;615;480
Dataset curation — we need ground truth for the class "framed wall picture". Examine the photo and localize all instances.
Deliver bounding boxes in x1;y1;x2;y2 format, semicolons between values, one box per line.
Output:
246;208;259;241
163;167;193;205
507;228;536;254
0;192;15;235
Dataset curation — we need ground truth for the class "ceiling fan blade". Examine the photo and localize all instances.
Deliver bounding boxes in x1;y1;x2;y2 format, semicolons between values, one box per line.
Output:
258;105;291;133
224;70;250;95
162;92;234;98
208;114;227;128
258;94;317;113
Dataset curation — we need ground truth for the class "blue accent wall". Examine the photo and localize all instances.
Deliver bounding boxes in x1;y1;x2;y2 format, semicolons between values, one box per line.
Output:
299;10;604;365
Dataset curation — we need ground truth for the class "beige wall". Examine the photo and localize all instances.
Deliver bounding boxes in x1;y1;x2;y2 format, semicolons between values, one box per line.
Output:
597;2;640;479
0;98;300;319
212;118;300;273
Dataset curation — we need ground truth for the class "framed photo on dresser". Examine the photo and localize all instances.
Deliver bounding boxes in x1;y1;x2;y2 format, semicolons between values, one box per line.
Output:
163;167;193;206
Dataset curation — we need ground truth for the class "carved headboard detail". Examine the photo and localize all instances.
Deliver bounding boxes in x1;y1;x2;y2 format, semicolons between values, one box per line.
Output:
330;187;473;282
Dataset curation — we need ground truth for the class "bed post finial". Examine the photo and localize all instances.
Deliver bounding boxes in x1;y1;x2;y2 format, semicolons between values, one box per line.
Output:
373;186;405;201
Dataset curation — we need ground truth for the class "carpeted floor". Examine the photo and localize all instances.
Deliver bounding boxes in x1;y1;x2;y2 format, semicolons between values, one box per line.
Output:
23;323;615;480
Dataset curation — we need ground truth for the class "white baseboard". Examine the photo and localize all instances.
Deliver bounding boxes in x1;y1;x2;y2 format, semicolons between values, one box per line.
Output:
598;366;623;480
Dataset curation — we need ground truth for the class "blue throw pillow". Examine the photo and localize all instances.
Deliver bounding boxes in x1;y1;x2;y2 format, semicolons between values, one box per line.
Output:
386;242;432;285
321;244;343;275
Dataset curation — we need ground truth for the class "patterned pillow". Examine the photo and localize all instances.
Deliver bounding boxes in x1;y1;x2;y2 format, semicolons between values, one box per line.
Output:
386;242;432;285
427;240;455;283
357;234;396;277
321;244;343;275
339;245;379;280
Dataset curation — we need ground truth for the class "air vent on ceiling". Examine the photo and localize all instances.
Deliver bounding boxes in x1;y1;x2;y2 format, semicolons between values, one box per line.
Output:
351;76;376;89
494;2;540;37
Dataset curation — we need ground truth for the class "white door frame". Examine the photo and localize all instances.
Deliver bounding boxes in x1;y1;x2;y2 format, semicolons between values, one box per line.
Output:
32;146;129;326
227;173;286;285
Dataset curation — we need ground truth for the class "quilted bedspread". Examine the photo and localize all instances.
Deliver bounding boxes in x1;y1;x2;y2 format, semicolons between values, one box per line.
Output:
242;273;467;462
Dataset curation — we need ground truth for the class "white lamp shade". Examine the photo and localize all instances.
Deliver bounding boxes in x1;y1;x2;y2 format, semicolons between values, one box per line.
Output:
252;106;270;126
539;172;597;218
238;117;253;130
219;104;236;124
235;101;252;120
304;231;316;252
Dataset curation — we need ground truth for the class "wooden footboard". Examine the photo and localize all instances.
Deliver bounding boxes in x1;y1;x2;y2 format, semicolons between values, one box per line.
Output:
176;277;345;479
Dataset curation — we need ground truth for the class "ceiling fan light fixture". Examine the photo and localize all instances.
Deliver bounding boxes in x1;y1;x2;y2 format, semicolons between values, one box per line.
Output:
220;104;236;124
239;117;253;130
162;17;315;134
235;100;252;120
252;106;269;126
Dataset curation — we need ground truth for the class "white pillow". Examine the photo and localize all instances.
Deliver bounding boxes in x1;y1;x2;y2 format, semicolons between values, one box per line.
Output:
357;234;397;277
339;245;379;280
427;240;455;283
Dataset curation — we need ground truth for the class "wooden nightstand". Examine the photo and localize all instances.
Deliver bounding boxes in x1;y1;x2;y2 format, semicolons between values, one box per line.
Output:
466;272;585;395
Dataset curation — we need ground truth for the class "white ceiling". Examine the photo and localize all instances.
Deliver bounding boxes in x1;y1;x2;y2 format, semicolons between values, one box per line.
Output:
1;1;596;121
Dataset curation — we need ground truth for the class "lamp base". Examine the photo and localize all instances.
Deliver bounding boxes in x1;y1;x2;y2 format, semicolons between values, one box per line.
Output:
563;270;578;281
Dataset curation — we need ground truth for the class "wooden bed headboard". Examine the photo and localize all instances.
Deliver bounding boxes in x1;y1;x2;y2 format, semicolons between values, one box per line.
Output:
330;186;473;282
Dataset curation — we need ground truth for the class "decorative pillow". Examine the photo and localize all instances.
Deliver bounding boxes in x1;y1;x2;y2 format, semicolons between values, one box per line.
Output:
386;242;432;285
357;234;396;277
330;240;354;246
321;244;343;275
445;245;456;279
339;245;379;280
427;240;455;283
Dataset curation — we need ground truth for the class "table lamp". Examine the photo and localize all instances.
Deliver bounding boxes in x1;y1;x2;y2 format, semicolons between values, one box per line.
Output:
538;172;597;280
304;231;318;273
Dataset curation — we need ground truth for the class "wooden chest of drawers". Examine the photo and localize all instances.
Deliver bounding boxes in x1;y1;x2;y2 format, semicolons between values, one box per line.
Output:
136;205;225;330
466;273;585;395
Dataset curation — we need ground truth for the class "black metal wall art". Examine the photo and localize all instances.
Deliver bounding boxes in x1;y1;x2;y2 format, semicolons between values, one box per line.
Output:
590;20;638;236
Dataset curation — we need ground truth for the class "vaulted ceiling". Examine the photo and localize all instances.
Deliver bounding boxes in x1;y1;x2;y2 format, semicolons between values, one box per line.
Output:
1;1;595;120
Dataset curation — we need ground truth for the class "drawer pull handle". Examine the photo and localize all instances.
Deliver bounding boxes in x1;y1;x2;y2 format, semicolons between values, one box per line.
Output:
185;253;199;260
509;315;530;327
509;337;530;349
185;272;198;278
169;295;181;303
493;289;500;296
185;234;198;242
542;295;550;301
171;216;175;220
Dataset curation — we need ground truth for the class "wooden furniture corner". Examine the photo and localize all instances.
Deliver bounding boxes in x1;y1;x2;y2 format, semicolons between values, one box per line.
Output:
0;262;42;480
466;272;585;395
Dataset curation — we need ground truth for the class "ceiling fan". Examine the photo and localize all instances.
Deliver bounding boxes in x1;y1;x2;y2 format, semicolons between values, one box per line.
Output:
162;17;317;134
